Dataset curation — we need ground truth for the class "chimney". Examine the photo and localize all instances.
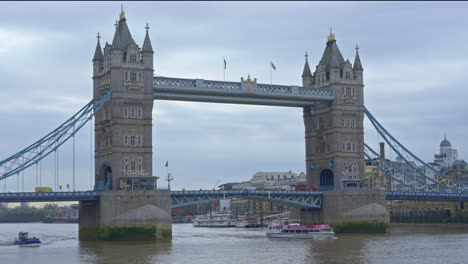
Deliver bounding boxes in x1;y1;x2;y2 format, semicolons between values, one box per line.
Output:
379;142;385;159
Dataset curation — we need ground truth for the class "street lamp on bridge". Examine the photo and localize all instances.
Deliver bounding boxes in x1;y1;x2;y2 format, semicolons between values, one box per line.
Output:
166;173;173;190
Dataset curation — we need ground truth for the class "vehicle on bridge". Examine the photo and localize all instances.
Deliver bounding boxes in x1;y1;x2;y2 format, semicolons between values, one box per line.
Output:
35;187;52;193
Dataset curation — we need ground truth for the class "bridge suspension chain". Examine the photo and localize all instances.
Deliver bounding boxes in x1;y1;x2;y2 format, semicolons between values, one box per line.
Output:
365;107;467;193
364;143;441;192
0;91;112;182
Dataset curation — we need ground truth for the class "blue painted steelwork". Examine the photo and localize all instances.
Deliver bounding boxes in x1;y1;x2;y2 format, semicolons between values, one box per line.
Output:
387;191;468;201
0;191;100;203
0;91;112;181
171;190;323;209
1;190;468;204
153;77;335;107
365;107;467;192
365;143;441;192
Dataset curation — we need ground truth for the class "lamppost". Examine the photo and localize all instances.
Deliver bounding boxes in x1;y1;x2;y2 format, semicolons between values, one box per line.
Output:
166;173;173;190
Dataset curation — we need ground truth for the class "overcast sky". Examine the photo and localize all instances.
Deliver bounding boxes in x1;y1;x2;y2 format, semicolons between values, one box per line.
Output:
0;1;467;191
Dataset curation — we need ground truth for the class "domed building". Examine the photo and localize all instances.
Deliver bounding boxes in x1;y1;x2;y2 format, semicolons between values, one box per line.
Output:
434;136;458;169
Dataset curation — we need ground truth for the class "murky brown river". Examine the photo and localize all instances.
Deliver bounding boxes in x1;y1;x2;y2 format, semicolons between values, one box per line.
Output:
0;223;467;264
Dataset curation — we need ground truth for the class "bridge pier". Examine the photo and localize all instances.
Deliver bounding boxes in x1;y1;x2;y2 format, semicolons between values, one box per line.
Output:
322;190;389;233
79;190;172;241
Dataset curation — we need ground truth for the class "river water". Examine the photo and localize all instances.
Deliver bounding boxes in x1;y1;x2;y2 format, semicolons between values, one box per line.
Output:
0;223;467;264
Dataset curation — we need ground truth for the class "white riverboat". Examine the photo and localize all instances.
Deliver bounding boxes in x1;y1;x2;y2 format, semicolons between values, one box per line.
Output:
193;213;237;227
266;222;335;239
235;217;261;228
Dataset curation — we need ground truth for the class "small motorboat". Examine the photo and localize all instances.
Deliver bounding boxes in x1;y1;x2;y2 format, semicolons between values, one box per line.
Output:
14;232;41;246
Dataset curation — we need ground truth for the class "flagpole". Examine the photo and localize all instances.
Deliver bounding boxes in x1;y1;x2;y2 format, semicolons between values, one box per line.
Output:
270;62;272;87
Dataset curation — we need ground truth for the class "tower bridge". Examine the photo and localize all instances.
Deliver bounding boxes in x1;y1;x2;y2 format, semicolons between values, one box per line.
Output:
1;8;467;240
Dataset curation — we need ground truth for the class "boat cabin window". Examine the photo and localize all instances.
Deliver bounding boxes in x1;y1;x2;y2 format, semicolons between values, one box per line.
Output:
296;230;301;233
302;230;308;233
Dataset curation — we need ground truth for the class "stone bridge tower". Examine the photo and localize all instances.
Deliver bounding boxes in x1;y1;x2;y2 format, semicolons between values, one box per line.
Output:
92;7;154;191
82;8;172;241
302;32;365;191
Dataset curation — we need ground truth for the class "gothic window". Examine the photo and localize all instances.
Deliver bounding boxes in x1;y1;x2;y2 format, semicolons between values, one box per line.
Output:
137;108;143;119
351;143;356;152
138;72;142;82
130;72;137;81
138;157;142;164
124;108;129;118
352;119;356;128
344;87;352;97
341;119;346;127
326;72;330;81
129;54;137;63
130;136;136;146
123;136;128;146
345;72;351;80
125;72;128;81
131;108;136;118
130;160;136;171
319;117;325;129
136;136;142;146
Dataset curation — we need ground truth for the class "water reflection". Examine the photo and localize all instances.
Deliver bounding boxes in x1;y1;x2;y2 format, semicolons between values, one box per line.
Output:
1;223;468;264
79;240;172;264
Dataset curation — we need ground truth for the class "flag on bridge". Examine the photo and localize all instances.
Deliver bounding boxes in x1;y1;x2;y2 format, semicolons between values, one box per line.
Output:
271;61;276;71
165;161;168;167
223;57;227;82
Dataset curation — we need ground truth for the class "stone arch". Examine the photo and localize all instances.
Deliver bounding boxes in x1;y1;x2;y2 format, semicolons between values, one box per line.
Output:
97;164;113;191
320;169;334;191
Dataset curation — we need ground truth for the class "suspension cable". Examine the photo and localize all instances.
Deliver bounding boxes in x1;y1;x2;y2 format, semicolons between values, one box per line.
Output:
73;121;76;192
90;115;93;190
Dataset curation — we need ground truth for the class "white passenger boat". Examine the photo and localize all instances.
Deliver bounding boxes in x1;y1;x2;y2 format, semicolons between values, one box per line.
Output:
266;222;335;239
235;217;261;228
193;213;237;227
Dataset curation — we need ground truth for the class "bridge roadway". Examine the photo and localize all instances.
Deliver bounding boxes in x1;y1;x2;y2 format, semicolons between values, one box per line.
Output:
1;190;468;206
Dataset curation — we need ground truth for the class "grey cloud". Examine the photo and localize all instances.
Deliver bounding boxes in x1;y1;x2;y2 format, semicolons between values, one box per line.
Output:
0;1;467;191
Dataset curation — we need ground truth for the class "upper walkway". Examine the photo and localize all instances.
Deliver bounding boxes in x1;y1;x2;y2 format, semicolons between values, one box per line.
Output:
153;76;335;107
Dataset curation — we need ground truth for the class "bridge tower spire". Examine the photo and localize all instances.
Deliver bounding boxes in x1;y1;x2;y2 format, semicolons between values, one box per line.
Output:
303;30;365;191
301;52;313;87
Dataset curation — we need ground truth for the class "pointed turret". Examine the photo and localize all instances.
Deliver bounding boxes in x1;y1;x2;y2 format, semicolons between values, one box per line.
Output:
319;29;346;71
353;44;363;84
302;52;312;78
111;5;136;51
353;44;363;71
302;52;313;87
93;33;104;62
141;23;154;54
